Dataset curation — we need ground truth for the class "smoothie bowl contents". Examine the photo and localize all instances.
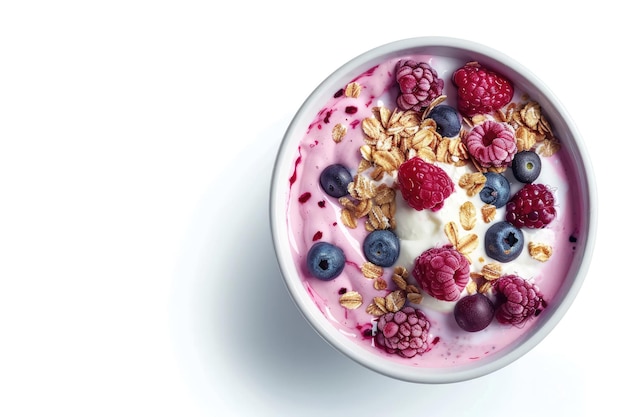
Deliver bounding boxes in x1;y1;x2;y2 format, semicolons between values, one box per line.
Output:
270;37;596;383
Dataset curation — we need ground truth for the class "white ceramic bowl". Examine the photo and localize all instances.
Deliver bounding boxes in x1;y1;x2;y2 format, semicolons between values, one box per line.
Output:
270;36;597;383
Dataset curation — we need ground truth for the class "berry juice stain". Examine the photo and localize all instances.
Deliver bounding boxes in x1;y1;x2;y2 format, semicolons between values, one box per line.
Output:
289;146;302;186
346;260;359;270
334;89;344;98
357;323;374;339
318;200;326;208
352;64;378;82
307;108;332;132
312;231;323;241
349;119;360;129
323;110;333;124
345;105;358;114
298;192;311;203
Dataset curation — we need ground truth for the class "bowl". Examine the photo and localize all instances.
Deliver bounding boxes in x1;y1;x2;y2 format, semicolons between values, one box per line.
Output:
269;36;597;383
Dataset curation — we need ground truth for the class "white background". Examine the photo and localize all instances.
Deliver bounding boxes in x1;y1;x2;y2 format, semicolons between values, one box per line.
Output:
0;1;620;416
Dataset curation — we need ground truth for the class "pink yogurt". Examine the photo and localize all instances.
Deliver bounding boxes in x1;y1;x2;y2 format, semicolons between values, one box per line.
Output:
285;54;582;368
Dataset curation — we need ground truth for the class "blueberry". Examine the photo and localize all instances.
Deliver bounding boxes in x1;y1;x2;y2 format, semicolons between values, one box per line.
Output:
511;150;542;183
427;105;462;138
454;293;495;332
306;242;346;280
319;164;352;198
479;172;510;208
484;221;524;263
363;229;400;267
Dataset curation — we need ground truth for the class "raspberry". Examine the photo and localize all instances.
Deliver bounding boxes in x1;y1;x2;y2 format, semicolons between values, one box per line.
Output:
395;60;444;111
412;246;470;301
452;62;513;117
464;121;517;169
505;183;556;229
375;306;431;358
397;157;454;212
494;275;545;325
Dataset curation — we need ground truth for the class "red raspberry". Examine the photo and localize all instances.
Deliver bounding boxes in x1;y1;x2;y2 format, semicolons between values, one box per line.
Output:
412;246;470;301
395;60;444;111
494;275;545;325
452;62;514;117
464;121;517;169
375;306;431;358
505;183;556;229
397;157;454;212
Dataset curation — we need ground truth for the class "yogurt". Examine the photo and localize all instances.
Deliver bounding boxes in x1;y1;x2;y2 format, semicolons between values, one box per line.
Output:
285;54;581;368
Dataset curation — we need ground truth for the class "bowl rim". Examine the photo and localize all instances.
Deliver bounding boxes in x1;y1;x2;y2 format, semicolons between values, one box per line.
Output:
269;36;598;383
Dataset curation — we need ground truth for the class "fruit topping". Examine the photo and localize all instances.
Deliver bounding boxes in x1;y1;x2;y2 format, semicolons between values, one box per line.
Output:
412;246;470;301
306;242;346;280
464;121;517;169
295;56;567;362
494;275;545;325
397;157;454;212
484;221;524;263
505;183;556;229
363;229;401;267
511;150;542;183
479;172;511;208
319;164;352;198
395;60;444;111
375;306;432;358
426;104;462;138
452;62;514;117
454;293;495;332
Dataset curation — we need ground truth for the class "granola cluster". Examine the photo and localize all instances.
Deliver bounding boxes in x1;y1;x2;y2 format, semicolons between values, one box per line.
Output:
359;97;469;178
329;80;557;321
365;266;422;316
